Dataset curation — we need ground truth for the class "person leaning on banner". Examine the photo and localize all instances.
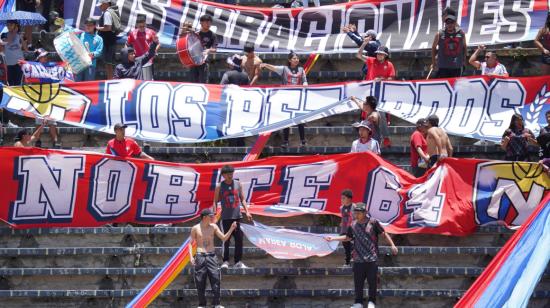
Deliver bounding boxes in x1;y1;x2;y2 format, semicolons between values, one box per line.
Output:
356;45;395;81
500;114;537;162
125;14;160;81
325;202;398;308
213;165;253;269
431;14;467;78
410;118;430;177
220;55;249;86
241;43;262;85
342;25;380;77
106;123;154;160
339;189;355;267
96;0;120;80
77;18;103;82
180;14;218;84
261;52;308;147
13;122;44;147
189;208;237;308
468;45;509;77
425;115;453;168
350;120;381;155
114;35;159;80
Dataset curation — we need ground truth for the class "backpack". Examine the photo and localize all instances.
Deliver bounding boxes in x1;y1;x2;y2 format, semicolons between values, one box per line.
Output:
106;7;122;34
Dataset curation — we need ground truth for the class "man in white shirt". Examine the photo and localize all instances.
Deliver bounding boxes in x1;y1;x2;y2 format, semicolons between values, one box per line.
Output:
469;45;509;77
350;120;381;154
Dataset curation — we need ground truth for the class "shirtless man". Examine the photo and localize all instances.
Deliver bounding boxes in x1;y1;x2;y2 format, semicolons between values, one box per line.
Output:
189;209;237;308
241;43;262;85
13;122;44;147
426;114;453;168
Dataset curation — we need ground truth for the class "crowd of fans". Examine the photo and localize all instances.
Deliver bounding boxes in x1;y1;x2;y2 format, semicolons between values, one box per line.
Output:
1;2;550;172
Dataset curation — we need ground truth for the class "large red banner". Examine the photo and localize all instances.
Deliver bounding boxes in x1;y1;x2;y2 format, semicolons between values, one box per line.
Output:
0;148;548;235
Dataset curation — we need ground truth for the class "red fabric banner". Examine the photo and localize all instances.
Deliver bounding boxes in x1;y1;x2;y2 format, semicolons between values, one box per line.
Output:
0;148;548;235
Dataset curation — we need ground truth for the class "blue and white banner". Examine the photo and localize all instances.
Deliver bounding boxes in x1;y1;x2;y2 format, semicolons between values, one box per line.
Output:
241;222;339;259
1;76;549;143
21;61;74;84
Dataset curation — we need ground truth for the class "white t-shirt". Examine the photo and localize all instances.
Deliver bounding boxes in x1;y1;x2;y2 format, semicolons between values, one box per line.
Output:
481;62;508;76
102;10;113;26
350;138;381;154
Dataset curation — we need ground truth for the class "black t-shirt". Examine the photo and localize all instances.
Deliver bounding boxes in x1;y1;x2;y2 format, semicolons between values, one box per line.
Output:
538;125;550;159
198;30;218;49
16;0;37;12
346;216;384;263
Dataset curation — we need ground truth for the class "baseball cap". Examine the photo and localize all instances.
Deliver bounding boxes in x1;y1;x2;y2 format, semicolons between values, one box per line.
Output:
114;123;128;130
375;46;389;56
445;14;457;22
35;48;48;61
352;120;373;131
96;0;111;6
353;202;367;212
416;118;427;126
200;208;215;217
84;18;97;25
364;29;377;39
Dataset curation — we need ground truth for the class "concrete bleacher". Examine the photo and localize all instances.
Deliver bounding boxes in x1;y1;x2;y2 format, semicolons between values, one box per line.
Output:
1;223;548;307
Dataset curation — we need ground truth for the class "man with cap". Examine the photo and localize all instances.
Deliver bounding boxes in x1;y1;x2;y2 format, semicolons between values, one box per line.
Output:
105;123;154;160
220;55;249;85
241;43;262;85
13;122;44;147
356;44;395;81
126;14;159;81
189;208;237;308
350;120;381;155
77;18;103;81
326;202;398;308
410;118;430;177
342;25;380;77
114;34;159;80
431;13;467;78
213;165;253;269
96;0;118;80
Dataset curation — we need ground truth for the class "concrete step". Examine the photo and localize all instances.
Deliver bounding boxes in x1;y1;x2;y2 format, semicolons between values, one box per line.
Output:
1;288;549;308
2;266;548;291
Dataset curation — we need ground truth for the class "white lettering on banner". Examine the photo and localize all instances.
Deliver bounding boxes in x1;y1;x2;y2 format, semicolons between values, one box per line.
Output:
266;89;303;125
216;166;276;203
378;78;527;140
89;158;137;219
137;82;172;140
366;167;402;223
404;166;446;226
223;88;266;136
172;84;207;140
280;161;338;210
139;164;200;220
11;155;85;223
259;238;287;247
104;79;135;129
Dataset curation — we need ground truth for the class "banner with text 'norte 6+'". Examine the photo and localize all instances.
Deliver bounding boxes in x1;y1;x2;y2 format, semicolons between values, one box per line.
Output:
0;148;548;235
63;0;549;53
1;76;549;143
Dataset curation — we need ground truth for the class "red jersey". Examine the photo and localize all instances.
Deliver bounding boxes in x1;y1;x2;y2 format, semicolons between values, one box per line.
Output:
126;28;157;60
106;137;142;158
364;57;395;80
410;130;427;167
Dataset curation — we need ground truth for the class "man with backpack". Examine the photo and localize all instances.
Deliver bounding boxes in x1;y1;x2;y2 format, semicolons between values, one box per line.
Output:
96;0;121;80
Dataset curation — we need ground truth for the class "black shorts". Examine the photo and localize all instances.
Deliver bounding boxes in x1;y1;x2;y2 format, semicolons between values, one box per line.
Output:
101;42;117;65
428;155;439;168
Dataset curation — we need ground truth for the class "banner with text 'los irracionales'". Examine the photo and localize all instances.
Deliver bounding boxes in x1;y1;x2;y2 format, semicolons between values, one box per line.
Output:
1;148;548;235
63;0;549;53
2;76;549;143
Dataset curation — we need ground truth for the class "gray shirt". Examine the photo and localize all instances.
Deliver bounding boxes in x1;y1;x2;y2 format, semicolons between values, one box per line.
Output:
218;180;243;220
272;65;307;85
2;32;24;65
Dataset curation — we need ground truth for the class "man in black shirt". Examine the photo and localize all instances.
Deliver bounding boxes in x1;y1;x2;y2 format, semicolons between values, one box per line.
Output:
326;202;398;308
220;55;249;85
114;36;158;80
191;14;217;83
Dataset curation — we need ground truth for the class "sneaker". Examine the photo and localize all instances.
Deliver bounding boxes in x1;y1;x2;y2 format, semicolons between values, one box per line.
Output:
7;121;19;128
234;261;248;269
214;306;225;308
367;302;375;308
221;261;229;269
281;142;289;148
53;141;62;149
301;140;307;147
351;304;363;308
154;223;172;227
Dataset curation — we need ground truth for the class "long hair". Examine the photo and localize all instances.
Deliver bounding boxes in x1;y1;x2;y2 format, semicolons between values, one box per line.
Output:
287;51;300;69
508;113;524;131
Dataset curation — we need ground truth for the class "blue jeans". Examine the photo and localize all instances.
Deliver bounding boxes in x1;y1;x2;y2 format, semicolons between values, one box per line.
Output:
75;66;96;81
